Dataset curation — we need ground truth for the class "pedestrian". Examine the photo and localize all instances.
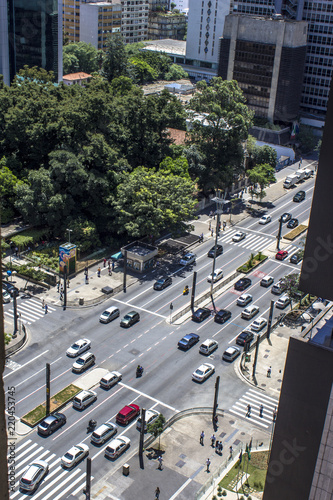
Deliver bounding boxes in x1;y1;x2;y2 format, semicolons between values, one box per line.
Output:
85;274;89;284
84;266;88;276
267;366;272;378
15;247;18;257
206;458;211;472
259;404;264;418
200;232;204;243
211;434;216;447
112;260;115;271
229;446;233;457
60;292;63;301
223;221;226;230
158;456;163;470
44;303;48;314
215;440;219;453
57;282;60;292
200;430;204;445
109;268;112;276
246;404;251;417
60;284;63;293
209;210;213;217
42;299;45;309
155;486;160;499
97;267;101;277
273;408;277;422
208;221;211;231
108;260;111;270
211;228;214;237
219;441;223;454
103;257;106;267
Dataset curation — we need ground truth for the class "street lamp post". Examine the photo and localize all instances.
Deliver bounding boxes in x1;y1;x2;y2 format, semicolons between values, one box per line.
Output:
66;228;73;244
210;191;228;312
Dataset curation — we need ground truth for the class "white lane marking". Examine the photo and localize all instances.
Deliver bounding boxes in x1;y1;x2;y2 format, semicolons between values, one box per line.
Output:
111;298;167;318
4;350;49;378
169;477;193;500
55;472;87;499
6;357;62;393
119;382;178;412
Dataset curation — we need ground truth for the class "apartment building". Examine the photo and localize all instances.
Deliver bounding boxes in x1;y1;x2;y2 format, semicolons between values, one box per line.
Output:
121;0;149;44
80;1;122;49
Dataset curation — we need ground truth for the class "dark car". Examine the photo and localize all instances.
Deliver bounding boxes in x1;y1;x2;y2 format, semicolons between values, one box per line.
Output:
2;281;19;297
153;277;172;290
37;412;66;436
120;311;140;327
234;278;252;291
178;333;200;350
192;307;211;323
214;309;232;324
293;190;306;202
281;212;292;223
290;251;303;264
287;218;299;229
236;330;254;347
207;244;223;258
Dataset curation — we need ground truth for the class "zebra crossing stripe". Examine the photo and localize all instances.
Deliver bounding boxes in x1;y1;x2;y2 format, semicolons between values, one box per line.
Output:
10;439;31;455
53;472;88;500
15;443;39;463
229;408;269;428
248;388;279;404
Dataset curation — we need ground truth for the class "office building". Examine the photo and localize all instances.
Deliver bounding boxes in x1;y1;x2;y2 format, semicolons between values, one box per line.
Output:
63;0;81;43
219;14;307;122
0;0;63;85
121;0;149;44
80;1;121;50
230;0;275;16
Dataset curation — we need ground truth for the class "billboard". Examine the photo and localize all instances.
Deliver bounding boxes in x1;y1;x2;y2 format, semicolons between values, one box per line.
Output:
59;243;76;275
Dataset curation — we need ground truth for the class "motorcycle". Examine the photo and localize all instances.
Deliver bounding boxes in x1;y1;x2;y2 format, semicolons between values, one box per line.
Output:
136;366;144;378
87;419;97;433
183;286;189;295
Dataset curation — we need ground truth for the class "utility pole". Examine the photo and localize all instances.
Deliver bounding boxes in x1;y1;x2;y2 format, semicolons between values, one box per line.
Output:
83;458;92;499
212;376;220;425
139;407;146;469
123;250;127;293
63;265;67;310
210;211;220;312
190;271;197;311
252;334;260;380
266;300;275;340
276;217;283;250
46;363;50;416
12;290;18;338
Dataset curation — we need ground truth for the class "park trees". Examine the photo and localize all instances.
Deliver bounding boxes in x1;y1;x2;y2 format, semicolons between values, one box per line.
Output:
63;42;101;75
102;34;129;82
247;163;276;201
246;136;277;170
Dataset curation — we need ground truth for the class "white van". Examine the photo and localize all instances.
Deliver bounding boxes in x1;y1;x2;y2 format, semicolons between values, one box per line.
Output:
99;306;120;323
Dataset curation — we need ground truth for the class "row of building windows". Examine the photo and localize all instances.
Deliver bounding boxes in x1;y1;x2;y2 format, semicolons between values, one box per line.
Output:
306;55;333;65
304;2;333;12
305;75;332;86
304;13;333;23
305;64;332;75
308;34;333;44
308;45;333;55
301;96;327;108
302;85;330;97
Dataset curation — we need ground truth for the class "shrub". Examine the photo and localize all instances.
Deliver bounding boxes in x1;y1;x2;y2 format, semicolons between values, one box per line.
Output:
222;492;227;497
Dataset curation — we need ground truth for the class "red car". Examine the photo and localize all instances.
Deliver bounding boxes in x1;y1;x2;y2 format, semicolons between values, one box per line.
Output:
116;404;140;425
276;250;288;260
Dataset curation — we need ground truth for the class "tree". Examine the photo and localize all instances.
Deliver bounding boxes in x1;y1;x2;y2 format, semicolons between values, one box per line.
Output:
128;58;158;84
0;159;22;223
15;65;55;83
63;42;100;75
164;64;188;81
297;125;317;153
111;166;196;239
102;34;129;82
282;273;302;308
247;163;276;201
147;413;166;450
246;136;277;170
187;78;253;191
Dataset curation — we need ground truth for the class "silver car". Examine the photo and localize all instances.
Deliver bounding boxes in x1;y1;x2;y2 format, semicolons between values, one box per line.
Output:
91;423;118;445
100;371;122;389
241;305;259;320
61;443;89;468
19;460;49;492
237;293;253;307
105;436;131;459
222;345;241;362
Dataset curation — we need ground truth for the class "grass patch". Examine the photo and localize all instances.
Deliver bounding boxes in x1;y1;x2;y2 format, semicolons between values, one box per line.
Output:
284;224;307;240
22;384;81;427
219;451;268;493
237;252;268;273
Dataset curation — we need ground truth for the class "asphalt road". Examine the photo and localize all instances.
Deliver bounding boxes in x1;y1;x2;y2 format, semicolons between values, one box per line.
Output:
5;175;315;499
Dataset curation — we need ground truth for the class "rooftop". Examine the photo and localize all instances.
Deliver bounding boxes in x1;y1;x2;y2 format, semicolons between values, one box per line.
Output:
142;39;186;56
62;72;92;81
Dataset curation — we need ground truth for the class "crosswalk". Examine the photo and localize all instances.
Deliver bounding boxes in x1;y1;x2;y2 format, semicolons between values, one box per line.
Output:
229;388;279;428
4;297;56;325
219;229;298;256
10;439;90;500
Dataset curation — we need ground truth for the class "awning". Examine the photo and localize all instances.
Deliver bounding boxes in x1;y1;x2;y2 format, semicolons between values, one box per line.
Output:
111;252;123;260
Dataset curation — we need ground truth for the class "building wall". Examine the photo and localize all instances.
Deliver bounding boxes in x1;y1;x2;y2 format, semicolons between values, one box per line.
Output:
63;0;82;43
0;0;10;85
80;2;121;50
230;0;275;16
121;0;149;44
148;13;186;40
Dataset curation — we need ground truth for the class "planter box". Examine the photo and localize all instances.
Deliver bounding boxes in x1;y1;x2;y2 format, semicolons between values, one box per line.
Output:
237;255;268;274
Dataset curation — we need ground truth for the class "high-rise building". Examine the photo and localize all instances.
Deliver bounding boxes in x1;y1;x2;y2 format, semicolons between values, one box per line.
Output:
121;0;149;44
63;0;82;43
80;1;122;50
0;0;63;85
230;0;275;16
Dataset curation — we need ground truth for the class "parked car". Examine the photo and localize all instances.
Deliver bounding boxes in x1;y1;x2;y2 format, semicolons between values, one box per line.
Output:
236;293;253;307
199;339;218;355
61;443;89;468
116;404;140;425
290;251;303;264
236;330;254;347
72;390;97;410
180;252;196;266
2;281;19;297
99;306;120;323
272;280;287;295
153;277;172;290
19;460;49;492
178;333;200;350
136;410;160;431
72;352;95;373
207;245;223;258
66;338;91;357
214;309;232;324
260;276;274;288
259;215;271;224
241;305;259;320
293;190;306;202
250;317;268;332
120;311;140;327
287;218;299;229
207;268;223;283
222;345;241;362
100;371;122;389
281;212;292;223
2;289;10;303
91;423;118;445
232;231;246;242
276;250;289;260
105;437;130;460
37;413;66;436
234;278;252;291
192;363;215;383
192;307;211;323
275;294;291;309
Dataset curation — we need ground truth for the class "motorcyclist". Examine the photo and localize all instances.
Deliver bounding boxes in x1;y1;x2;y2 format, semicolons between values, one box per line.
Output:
136;365;143;376
88;419;97;429
183;285;189;295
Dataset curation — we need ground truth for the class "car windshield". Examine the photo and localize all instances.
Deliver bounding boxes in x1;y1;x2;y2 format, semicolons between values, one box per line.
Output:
64;452;74;460
196;369;204;375
71;343;80;350
39;421;49;428
76;358;85;365
156;280;164;284
123;315;131;320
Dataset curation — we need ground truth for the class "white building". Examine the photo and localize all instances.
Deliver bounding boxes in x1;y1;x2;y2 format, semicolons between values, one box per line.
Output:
121;0;149;44
173;0;189;13
80;1;121;50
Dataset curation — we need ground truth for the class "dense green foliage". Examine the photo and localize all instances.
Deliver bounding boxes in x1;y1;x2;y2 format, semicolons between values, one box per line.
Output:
246;136;278;169
247;163;276;201
63;42;101;75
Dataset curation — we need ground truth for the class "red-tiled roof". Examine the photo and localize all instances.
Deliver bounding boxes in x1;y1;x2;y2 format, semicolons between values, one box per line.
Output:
63;72;92;81
167;128;187;145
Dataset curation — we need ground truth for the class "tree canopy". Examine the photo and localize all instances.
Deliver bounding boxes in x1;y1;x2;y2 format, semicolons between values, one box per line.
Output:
247;163;276;201
63;42;101;75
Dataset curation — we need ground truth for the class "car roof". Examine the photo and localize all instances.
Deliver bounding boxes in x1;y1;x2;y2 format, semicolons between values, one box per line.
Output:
77;390;95;398
225;346;239;353
126;311;137;316
201;339;216;345
239;293;251;298
184;333;198;340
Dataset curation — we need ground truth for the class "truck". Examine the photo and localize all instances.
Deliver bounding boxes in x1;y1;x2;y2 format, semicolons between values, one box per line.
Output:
283;174;298;189
302;168;313;179
295;169;305;183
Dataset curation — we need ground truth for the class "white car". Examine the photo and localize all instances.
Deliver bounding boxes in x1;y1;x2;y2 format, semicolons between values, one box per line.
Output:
105;436;131;459
199;339;218;355
2;289;10;303
207;268;224;283
241;305;259;320
232;232;246;242
136;410;160;431
91;423;118;445
275;294;291;309
19;460;49;492
259;215;271;225
237;293;253;307
260;275;274;288
192;363;215;383
250;317;268;332
66;338;91;357
61;443;89;468
100;371;122;389
222;345;241;362
180;252;196;266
